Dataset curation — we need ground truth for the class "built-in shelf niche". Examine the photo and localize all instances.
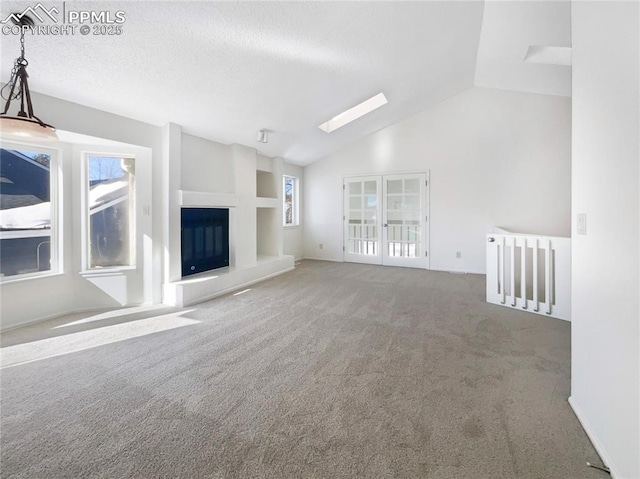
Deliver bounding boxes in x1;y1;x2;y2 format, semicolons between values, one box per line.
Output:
257;207;279;257
256;170;278;199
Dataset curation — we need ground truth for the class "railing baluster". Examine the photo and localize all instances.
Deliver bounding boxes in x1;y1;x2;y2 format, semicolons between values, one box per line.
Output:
533;238;539;312
486;231;569;321
521;237;527;309
510;237;516;306
545;239;552;315
500;236;506;304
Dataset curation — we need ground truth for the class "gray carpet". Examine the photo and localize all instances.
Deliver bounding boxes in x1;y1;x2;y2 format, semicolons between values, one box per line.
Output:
1;260;603;478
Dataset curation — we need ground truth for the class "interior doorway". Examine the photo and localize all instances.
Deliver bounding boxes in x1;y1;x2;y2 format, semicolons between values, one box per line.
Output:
343;172;429;269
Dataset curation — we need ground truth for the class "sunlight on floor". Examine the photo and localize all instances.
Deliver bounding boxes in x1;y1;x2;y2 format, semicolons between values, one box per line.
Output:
233;288;251;296
1;310;199;369
52;305;173;329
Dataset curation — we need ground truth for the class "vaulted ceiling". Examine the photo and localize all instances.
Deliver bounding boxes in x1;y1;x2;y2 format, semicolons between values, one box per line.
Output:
475;1;571;97
0;1;571;165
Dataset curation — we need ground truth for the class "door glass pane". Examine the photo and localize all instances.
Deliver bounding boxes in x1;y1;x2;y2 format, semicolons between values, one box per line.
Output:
346;179;379;257
384;176;423;260
364;210;376;222
387;195;402;210
365;225;377;239
387;179;402;194
405;178;420;193
365;195;377;208
404;194;420;210
364;181;377;194
407;226;420;241
388;211;402;222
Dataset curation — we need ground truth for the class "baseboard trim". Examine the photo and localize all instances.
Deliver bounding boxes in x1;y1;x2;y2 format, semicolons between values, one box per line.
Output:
301;257;344;263
1;311;72;333
429;267;486;275
568;396;619;479
299;260;485;275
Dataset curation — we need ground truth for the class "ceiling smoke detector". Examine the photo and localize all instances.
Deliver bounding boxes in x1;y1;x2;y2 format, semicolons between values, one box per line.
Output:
256;130;268;143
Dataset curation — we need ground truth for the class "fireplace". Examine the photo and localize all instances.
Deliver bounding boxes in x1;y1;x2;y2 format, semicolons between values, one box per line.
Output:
181;208;229;277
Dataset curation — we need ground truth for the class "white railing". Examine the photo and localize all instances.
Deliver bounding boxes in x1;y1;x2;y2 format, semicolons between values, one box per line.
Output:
486;229;571;321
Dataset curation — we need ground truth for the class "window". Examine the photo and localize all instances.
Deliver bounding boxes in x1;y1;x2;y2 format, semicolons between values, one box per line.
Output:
85;155;135;269
283;175;298;226
0;146;58;279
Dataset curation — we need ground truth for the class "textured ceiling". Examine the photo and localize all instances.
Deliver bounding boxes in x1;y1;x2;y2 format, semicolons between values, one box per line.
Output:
1;1;484;165
1;2;571;164
474;1;571;97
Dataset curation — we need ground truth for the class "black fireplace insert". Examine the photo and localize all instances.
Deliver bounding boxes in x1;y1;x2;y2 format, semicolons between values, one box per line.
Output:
181;208;229;277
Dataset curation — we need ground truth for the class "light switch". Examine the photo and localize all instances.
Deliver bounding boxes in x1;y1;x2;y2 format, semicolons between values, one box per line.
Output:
577;213;587;235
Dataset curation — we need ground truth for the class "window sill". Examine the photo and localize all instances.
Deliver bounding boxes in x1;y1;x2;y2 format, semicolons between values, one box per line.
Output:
80;266;136;277
283;224;301;229
0;271;64;285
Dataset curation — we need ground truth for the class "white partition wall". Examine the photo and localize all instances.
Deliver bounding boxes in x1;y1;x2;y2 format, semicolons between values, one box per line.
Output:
570;2;640;478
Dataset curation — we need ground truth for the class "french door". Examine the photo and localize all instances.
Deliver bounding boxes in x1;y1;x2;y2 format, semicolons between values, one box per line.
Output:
343;172;429;269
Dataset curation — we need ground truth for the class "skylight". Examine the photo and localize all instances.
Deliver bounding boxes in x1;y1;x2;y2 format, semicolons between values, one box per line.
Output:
524;46;572;66
318;93;388;133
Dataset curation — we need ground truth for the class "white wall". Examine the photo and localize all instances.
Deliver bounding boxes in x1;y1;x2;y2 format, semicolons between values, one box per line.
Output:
1;133;154;330
303;87;571;273
182;133;234;194
284;162;304;260
570;2;640;478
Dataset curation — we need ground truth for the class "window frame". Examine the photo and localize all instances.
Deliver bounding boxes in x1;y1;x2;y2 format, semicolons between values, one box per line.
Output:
283;175;299;227
81;151;136;273
0;140;62;283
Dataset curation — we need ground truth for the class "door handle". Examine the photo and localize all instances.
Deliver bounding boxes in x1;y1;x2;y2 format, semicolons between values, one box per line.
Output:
383;223;388;227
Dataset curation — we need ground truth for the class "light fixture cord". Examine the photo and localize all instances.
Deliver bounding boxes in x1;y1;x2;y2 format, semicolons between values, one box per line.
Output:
0;27;47;126
1;28;27;103
20;25;26;59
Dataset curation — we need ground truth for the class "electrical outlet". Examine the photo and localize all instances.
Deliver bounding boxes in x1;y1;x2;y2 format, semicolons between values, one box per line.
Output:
577;213;587;235
319;243;323;250
456;251;462;259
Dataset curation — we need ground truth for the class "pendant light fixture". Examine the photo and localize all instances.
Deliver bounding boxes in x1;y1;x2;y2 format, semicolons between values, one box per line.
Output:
0;15;57;140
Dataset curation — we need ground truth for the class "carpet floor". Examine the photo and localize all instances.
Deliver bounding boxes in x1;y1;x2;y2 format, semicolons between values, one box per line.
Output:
1;260;603;478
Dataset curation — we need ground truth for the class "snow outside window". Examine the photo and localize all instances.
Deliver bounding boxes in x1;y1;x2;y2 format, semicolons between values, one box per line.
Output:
0;147;56;279
86;155;135;268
